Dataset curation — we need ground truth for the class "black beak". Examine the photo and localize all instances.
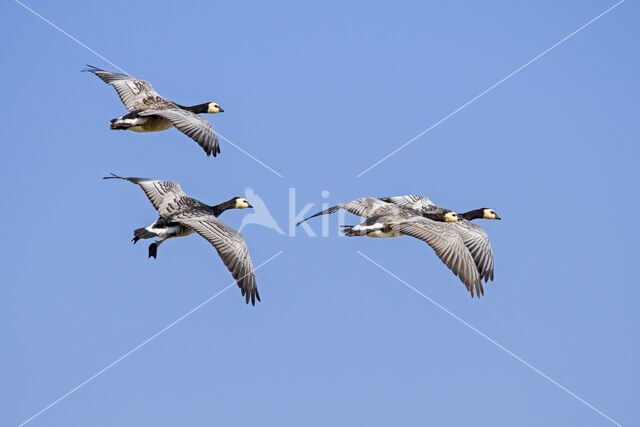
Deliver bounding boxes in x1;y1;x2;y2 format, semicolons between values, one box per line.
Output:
495;215;502;220
247;204;253;208
219;108;224;112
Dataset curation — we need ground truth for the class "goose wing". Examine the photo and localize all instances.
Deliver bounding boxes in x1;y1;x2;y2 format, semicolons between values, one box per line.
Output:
393;217;482;297
86;65;161;111
452;220;495;283
297;197;390;226
103;174;188;216
176;215;259;305
381;195;440;213
138;109;220;157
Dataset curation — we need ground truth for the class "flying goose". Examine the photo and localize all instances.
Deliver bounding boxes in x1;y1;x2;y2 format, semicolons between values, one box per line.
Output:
381;195;500;221
104;174;260;305
86;65;223;157
381;195;500;291
298;196;500;297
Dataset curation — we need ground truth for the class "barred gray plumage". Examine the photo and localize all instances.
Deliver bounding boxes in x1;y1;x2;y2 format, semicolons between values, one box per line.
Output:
86;65;222;157
104;174;259;305
298;195;500;298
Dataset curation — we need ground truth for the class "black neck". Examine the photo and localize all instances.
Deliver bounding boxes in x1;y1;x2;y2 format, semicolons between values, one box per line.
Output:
423;212;448;222
179;103;209;114
210;198;237;217
459;209;484;221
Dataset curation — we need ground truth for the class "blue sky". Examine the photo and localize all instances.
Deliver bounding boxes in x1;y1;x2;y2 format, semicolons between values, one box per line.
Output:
2;1;638;425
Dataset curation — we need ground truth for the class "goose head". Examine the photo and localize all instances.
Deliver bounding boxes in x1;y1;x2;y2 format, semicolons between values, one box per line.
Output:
443;211;459;222
459;208;501;221
207;102;224;113
482;208;501;220
234;197;253;209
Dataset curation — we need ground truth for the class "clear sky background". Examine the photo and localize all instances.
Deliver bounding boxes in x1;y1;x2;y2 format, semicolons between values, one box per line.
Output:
2;1;638;426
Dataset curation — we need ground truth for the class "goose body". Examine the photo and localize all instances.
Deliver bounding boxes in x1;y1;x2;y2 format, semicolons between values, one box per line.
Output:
111;113;174;133
104;174;259;305
132;217;194;247
382;196;500;285
298;195;500;297
86;65;223;157
348;221;404;238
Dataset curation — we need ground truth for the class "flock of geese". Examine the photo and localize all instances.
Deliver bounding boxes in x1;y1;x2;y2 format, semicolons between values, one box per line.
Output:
298;196;500;297
88;66;501;304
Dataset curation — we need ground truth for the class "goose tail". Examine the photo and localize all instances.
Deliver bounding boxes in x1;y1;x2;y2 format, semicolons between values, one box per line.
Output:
340;225;361;237
132;227;156;243
110;117;131;130
110;115;146;130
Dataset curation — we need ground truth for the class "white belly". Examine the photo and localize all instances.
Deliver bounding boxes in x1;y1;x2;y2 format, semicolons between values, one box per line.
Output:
146;224;193;239
351;222;402;238
113;115;174;133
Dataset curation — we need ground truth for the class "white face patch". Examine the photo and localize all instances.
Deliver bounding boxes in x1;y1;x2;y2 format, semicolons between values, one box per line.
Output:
483;209;497;219
207;103;222;113
235;198;250;209
444;212;459;222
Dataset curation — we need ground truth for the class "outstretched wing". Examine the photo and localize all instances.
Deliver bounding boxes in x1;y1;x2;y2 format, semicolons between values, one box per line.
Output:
176;215;260;305
86;65;161;111
394;217;482;297
380;195;439;213
297;197;390;226
452;220;495;283
139;109;220;157
103;174;188;216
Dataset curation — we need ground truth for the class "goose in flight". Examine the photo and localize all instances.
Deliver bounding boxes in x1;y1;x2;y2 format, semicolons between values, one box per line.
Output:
104;174;260;305
86;65;223;157
381;195;500;289
298;196;500;297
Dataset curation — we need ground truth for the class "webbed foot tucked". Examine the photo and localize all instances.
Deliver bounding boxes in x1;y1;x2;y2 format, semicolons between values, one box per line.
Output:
148;242;158;259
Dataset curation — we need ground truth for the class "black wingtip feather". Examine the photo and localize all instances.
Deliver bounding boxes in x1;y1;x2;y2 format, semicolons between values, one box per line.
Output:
83;64;104;73
296;213;318;227
242;287;260;306
103;172;123;180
